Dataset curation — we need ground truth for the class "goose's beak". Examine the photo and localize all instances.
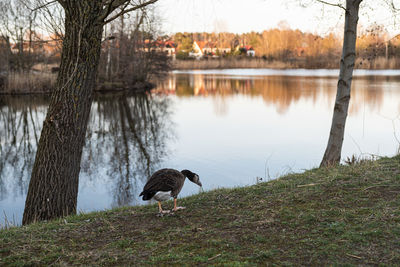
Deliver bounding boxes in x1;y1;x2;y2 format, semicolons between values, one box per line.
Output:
196;181;202;187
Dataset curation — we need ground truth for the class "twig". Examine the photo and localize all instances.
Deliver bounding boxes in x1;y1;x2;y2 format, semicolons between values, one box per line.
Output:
49;256;62;266
363;184;399;191
297;183;321;188
316;0;346;11
208;254;221;261
3;210;9;229
103;0;159;24
391;117;400;147
264;153;273;181
31;0;57;12
349;135;363;155
346;253;362;260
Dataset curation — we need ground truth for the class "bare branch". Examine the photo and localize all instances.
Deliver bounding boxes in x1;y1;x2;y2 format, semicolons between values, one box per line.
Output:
109;1;130;22
31;0;58;12
35;0;65;42
389;0;400;11
102;0;159;24
316;0;346;11
101;0;118;22
100;0;133;22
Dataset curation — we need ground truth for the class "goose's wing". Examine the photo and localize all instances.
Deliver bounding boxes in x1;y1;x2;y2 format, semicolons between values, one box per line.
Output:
143;169;184;193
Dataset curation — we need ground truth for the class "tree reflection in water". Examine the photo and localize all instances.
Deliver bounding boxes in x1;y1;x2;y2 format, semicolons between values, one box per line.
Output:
82;93;173;207
0;96;47;203
0;93;174;222
156;74;388;116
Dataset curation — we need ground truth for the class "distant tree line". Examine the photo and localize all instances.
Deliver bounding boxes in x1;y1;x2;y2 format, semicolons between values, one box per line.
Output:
171;23;400;69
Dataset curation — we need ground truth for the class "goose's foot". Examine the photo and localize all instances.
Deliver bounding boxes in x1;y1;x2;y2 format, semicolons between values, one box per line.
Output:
160;209;171;214
157;201;170;215
173;198;185;212
157;210;171;217
173;206;186;212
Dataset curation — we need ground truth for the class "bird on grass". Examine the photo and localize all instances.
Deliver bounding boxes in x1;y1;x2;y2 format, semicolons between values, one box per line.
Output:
139;169;202;214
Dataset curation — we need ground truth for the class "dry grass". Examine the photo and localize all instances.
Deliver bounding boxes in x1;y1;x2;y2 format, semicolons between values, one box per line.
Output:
31;63;59;72
172;57;343;70
174;57;400;70
356;56;400;69
1;71;153;95
1;72;56;95
172;58;299;70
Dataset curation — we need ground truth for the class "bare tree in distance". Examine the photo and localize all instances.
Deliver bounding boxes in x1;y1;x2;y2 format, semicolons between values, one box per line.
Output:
22;0;158;225
99;6;170;89
0;0;42;71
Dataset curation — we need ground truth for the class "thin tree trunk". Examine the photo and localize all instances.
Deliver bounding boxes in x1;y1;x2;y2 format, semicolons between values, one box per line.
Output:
115;16;124;76
385;41;389;61
5;36;11;73
320;0;362;167
22;2;104;225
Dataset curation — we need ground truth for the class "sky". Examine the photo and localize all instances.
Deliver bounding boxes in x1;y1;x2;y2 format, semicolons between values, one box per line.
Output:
156;0;400;37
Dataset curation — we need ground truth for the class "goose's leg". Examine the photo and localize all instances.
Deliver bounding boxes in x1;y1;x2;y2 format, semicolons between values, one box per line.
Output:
173;198;186;211
158;201;170;214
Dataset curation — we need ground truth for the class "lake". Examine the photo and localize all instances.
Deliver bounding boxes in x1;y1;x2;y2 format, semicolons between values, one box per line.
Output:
1;69;400;226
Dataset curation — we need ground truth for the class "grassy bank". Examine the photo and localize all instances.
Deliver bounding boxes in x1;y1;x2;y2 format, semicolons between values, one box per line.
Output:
1;156;400;266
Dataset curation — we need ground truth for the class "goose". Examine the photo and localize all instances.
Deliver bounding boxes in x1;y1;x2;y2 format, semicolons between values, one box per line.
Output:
139;169;202;214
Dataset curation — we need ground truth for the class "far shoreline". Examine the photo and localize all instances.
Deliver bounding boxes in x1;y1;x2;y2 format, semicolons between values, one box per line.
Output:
2;67;400;96
172;68;400;77
172;56;400;71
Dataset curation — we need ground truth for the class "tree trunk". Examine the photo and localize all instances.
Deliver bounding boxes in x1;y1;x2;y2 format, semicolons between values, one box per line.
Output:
385;41;389;61
22;2;104;225
320;0;362;167
116;16;125;76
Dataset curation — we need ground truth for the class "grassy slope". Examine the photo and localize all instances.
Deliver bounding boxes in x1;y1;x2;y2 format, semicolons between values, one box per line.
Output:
1;157;400;266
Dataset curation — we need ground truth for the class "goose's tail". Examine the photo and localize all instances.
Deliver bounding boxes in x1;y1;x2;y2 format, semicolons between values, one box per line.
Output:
139;190;155;201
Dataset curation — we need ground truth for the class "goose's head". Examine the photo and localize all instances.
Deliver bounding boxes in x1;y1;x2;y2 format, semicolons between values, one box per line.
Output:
181;170;202;187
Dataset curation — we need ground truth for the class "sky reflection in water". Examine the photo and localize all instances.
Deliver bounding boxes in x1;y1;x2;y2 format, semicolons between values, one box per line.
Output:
1;71;400;226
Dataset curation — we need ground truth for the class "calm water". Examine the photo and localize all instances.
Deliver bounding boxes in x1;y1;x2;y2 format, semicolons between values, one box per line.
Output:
1;69;400;226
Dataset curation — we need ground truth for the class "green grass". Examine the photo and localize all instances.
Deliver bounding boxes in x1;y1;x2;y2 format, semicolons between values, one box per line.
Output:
1;156;400;266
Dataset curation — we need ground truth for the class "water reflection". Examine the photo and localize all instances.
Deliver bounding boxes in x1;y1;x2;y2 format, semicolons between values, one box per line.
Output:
2;72;400;226
0;96;47;203
82;94;173;207
156;74;394;115
0;93;173;224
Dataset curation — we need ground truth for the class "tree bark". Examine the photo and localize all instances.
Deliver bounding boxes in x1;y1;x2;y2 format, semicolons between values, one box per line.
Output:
320;0;362;167
22;2;104;224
